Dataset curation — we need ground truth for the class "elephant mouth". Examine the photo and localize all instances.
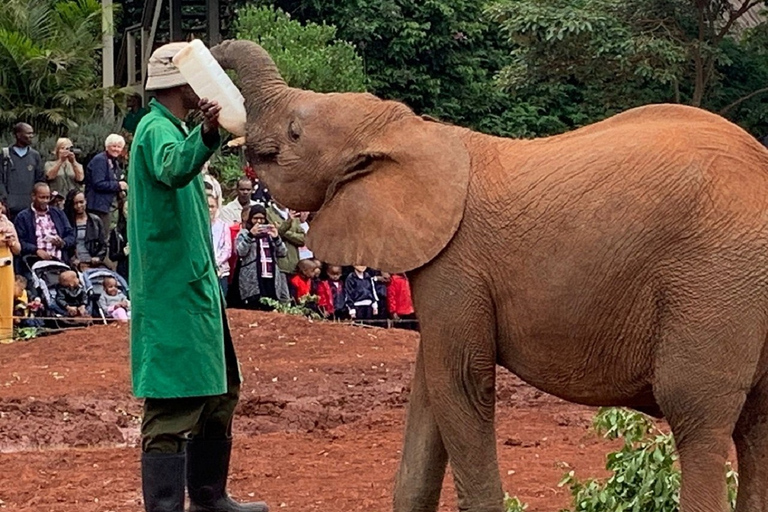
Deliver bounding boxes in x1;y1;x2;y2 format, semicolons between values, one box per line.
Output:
245;142;280;166
323;153;384;204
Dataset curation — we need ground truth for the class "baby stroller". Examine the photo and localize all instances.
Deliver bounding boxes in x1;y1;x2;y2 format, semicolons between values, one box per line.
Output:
25;258;91;328
83;267;129;323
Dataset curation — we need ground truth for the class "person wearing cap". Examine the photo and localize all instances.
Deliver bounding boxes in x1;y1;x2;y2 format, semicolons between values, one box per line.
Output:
129;42;268;512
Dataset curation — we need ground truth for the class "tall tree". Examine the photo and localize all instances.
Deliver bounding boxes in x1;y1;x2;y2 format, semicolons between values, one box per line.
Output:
0;0;114;134
487;0;768;131
233;5;366;92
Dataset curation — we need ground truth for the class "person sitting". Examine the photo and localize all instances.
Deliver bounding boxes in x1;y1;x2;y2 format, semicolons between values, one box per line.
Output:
235;204;290;309
55;270;90;319
98;276;130;322
13;275;43;327
345;265;379;321
64;190;107;271
14;183;75;267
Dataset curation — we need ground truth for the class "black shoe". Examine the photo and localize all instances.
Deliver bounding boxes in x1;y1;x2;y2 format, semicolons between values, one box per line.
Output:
187;437;269;512
141;452;186;512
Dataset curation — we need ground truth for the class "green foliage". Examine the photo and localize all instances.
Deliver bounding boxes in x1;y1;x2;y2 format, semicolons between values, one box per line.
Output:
486;0;768;135
0;0;123;135
233;5;366;92
14;327;40;341
558;407;738;512
504;493;529;512
255;0;533;137
259;295;323;320
208;151;247;194
2;116;121;165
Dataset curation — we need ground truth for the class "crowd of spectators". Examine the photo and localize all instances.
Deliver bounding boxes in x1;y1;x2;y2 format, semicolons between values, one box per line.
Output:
1;121;129;325
0;114;417;330
210;174;417;329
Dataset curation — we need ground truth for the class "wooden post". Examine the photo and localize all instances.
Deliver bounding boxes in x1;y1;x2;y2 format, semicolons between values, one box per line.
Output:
102;0;115;119
0;246;14;342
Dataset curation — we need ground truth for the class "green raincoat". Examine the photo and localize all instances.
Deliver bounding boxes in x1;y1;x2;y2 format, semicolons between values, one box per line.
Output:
128;98;224;398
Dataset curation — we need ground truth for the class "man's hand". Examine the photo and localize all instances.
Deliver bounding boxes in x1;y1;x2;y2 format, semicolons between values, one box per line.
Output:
66;306;77;317
36;249;52;260
199;98;221;134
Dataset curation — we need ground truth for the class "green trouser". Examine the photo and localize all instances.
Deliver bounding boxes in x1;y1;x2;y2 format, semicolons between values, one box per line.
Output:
141;313;241;454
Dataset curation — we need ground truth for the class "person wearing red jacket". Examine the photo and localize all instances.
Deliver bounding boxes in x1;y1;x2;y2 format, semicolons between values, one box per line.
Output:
289;259;331;316
387;273;418;330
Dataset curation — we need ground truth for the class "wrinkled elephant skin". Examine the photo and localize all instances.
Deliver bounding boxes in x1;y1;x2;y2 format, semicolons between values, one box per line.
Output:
212;39;768;512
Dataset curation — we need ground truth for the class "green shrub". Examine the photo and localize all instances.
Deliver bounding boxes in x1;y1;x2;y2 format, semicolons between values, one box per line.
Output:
504;494;528;512
558;407;738;512
259;295;323;320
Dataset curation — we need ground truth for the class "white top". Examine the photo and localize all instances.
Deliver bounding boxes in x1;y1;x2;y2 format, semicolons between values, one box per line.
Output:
218;199;255;225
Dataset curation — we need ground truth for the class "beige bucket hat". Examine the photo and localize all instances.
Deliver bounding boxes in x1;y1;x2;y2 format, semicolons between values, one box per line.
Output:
145;42;189;91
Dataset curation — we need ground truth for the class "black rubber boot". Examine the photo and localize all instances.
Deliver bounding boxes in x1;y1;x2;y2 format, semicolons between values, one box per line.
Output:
186;438;269;512
141;452;186;512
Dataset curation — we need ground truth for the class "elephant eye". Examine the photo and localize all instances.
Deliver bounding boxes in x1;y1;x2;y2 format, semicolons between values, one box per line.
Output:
288;121;301;141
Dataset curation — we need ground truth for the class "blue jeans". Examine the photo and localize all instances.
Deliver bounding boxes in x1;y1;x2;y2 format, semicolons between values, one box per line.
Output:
219;277;229;303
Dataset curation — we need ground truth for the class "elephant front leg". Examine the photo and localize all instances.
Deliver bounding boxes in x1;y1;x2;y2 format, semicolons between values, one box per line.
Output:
393;343;448;512
421;305;503;511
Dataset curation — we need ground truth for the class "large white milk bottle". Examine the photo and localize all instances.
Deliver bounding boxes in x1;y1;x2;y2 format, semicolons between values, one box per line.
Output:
172;39;247;136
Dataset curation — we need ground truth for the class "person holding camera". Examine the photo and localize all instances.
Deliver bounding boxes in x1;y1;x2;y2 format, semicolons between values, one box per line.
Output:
45;138;84;200
234;204;290;309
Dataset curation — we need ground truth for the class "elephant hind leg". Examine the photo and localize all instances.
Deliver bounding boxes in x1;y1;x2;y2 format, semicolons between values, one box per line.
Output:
733;372;768;512
653;317;757;512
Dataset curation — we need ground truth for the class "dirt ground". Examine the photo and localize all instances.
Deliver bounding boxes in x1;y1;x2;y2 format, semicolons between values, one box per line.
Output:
0;310;617;512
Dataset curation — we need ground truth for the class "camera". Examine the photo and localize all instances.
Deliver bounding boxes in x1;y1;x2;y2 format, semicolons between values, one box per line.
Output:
67;146;82;155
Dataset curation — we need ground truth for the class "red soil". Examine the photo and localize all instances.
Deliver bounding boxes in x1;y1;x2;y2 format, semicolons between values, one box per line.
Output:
0;310;616;512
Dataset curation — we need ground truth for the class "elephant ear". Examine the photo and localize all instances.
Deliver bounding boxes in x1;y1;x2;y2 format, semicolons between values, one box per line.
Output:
307;116;470;273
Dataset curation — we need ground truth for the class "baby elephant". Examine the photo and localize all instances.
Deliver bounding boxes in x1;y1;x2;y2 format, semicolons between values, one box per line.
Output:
213;39;768;512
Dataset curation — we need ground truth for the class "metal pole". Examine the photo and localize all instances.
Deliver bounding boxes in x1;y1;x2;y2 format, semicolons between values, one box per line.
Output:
208;0;220;45
102;0;115;120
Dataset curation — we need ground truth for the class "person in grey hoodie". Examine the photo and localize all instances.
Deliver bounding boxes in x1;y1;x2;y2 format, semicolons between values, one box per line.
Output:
1;123;45;218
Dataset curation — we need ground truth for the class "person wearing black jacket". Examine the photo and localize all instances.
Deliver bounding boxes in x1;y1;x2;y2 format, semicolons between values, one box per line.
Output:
64;190;107;270
109;198;129;281
344;265;379;320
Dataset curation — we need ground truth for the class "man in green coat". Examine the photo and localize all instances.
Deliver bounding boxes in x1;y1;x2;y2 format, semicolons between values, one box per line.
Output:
129;42;268;512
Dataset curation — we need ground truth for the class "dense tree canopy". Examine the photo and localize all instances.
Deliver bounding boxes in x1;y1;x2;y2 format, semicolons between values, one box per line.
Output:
0;0;116;134
487;0;768;135
233;5;366;92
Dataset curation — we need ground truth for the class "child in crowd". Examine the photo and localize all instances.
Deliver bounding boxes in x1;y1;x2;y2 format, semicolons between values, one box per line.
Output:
98;276;130;322
344;265;379;320
14;275;43;327
318;265;347;320
55;270;90;319
387;273;418;330
289;259;331;316
372;271;390;321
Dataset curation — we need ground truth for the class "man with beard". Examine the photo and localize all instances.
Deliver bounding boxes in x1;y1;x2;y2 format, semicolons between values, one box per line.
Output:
128;42;268;512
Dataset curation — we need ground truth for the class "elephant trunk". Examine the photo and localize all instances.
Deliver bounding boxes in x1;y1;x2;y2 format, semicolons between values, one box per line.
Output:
210;40;287;113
